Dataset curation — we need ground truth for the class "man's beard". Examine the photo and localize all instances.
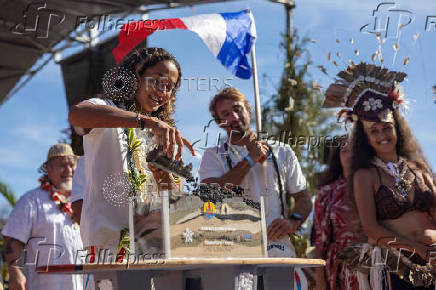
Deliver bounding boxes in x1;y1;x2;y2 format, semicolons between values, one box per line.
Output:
229;121;249;135
56;180;72;194
228;128;249;143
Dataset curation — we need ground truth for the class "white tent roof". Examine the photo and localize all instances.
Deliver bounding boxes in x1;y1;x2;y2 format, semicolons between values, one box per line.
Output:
0;0;231;105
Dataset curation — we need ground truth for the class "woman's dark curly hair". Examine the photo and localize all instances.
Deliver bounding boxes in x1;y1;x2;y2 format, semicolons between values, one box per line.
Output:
349;110;432;199
319;135;348;187
116;47;182;125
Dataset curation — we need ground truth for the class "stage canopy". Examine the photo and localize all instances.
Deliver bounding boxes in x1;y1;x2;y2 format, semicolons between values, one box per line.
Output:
0;0;231;106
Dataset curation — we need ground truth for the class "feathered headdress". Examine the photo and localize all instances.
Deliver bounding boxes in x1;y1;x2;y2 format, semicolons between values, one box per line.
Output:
324;62;407;123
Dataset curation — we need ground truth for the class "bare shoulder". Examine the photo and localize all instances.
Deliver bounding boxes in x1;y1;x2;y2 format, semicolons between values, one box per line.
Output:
354;167;376;182
353;168;379;196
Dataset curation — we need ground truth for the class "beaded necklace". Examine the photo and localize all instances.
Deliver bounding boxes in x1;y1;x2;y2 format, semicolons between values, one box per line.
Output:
372;156;412;198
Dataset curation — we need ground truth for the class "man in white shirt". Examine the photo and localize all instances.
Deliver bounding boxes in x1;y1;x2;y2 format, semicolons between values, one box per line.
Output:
2;144;84;290
199;87;312;289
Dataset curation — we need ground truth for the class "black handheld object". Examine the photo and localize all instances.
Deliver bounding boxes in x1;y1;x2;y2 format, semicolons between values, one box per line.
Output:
146;145;194;182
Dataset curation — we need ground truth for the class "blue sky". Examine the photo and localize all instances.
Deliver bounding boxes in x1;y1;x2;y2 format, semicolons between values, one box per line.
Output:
0;0;435;209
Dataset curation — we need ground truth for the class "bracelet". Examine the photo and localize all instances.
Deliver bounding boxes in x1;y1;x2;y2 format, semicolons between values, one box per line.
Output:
135;112;141;128
244;155;254;167
140;117;145;130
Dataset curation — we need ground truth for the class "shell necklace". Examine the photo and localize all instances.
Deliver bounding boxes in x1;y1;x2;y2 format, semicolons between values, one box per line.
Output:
372;156;411;198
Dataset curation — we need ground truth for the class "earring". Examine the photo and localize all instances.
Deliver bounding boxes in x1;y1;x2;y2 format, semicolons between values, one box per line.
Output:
102;67;138;102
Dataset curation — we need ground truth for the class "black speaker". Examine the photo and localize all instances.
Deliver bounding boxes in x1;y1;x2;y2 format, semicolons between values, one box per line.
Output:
60;35;118;107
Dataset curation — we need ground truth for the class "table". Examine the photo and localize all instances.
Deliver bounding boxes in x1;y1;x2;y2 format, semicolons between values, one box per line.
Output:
37;257;325;290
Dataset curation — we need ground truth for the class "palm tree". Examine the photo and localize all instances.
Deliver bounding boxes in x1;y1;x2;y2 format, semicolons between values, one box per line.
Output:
0;180;16;208
0;179;16;287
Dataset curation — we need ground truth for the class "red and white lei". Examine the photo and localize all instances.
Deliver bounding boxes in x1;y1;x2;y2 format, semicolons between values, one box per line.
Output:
40;179;74;217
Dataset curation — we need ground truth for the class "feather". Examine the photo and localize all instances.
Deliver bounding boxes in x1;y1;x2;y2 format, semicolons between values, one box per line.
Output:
378;53;383;64
325;84;348;100
288;78;297;86
312;82;323;92
376;32;381;41
323;95;343;108
395;72;407;82
338;70;354;83
284;96;295;111
317;65;329;75
433;85;436;103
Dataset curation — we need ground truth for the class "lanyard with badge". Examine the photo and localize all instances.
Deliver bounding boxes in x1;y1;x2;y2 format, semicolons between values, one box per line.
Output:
223;142;286;218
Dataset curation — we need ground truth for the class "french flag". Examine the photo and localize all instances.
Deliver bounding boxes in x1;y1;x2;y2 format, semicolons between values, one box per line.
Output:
112;10;257;79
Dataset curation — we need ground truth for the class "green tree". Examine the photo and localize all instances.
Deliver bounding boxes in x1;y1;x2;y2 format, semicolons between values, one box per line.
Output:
0;179;17;283
0;180;16;208
261;29;338;195
261;30;339;262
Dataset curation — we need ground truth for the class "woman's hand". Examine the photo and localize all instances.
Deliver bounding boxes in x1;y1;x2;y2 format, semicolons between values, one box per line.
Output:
146;116;195;160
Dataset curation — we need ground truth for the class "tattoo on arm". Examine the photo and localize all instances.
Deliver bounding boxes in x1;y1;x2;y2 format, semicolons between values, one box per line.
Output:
5;240;13;254
4;237;25;267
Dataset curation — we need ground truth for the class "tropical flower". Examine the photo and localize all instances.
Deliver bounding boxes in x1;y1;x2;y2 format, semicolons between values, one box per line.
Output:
363;97;383;111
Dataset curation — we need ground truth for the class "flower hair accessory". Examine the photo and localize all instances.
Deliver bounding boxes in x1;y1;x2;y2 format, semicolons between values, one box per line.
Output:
324;62;406;122
102;66;138;102
337;108;357;123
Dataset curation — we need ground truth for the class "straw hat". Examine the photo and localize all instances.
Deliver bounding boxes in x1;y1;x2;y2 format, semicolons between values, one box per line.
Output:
46;143;76;162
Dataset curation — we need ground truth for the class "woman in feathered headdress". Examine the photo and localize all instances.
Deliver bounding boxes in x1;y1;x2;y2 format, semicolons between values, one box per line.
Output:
324;63;436;289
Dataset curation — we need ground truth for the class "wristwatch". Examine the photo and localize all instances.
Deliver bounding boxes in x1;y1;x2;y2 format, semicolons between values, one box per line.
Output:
288;213;303;235
289;213;303;221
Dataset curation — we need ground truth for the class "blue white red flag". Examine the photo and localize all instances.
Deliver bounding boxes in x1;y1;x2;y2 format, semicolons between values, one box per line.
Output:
113;10;257;79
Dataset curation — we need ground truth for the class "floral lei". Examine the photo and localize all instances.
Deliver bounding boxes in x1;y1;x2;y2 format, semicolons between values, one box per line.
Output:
40;176;74;218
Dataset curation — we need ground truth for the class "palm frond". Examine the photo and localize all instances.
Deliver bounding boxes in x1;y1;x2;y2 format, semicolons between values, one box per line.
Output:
0;180;17;207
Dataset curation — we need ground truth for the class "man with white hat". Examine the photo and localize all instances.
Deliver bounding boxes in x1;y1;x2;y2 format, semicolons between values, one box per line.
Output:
2;144;85;290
